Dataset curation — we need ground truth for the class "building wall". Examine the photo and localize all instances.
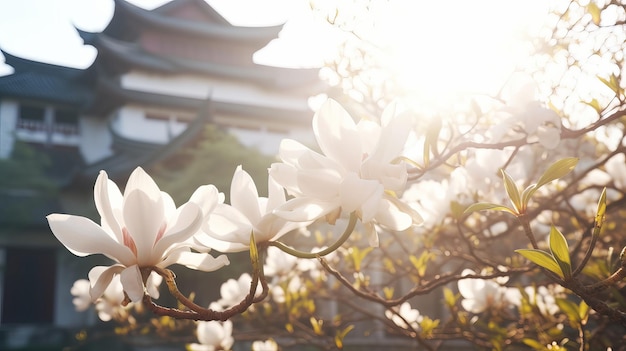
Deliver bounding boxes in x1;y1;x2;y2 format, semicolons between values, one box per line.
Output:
0;99;17;158
121;71;310;112
112;104;188;144
79;116;113;164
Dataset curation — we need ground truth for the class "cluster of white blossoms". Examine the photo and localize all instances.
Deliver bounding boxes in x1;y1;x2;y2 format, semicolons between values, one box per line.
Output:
48;98;422;325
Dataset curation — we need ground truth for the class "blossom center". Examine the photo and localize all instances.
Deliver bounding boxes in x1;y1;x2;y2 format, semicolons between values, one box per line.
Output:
122;227;138;258
154;222;167;246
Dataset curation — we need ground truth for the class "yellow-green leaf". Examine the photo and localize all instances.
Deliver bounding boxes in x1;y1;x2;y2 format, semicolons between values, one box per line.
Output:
522;338;547;351
310;317;324;335
556;297;582;327
443;287;458;307
501;169;522;213
249;231;259;268
423;118;441;168
520;184;537;211
588;3;601;25
579;300;589;322
515;249;564;278
535;157;578;190
549;226;572;280
593;187;607;238
583;98;602;114
463;202;516;215
334;325;354;349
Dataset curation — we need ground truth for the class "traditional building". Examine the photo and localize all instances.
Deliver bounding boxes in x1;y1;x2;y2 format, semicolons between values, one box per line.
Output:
0;0;322;346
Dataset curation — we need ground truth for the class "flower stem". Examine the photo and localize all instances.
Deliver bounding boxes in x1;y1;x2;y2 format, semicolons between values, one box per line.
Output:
269;212;358;259
518;214;539;249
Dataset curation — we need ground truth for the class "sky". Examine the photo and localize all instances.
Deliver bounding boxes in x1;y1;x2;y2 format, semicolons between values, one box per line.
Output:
0;0;552;103
0;0;341;76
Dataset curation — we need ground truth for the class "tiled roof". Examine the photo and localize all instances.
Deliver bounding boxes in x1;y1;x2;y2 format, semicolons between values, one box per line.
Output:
0;51;92;107
0;71;91;107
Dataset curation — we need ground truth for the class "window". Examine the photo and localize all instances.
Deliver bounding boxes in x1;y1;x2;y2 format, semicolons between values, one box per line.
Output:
15;104;80;145
16;105;46;131
1;248;56;324
53;109;79;135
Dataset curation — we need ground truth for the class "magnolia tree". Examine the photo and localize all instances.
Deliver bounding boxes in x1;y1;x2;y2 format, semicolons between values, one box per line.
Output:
47;1;626;350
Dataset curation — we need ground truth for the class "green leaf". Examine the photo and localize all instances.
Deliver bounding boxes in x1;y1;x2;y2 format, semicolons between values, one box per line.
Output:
443;287;458;308
593;187;607;238
579;300;589;322
556;298;581;327
583;98;602;114
535;157;578;190
501;169;522;213
549;226;572;280
423;118;441;168
463;202;516;215
334;325;354;349
516;249;564;278
598;76;618;95
587;3;601;25
249;231;259;267
520;184;537;211
523;338;548;351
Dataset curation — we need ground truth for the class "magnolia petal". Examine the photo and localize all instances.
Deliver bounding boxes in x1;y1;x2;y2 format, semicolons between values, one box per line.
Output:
269;162;300;196
230;166;262;225
94;171;124;242
153;202;203;259
203;206;252;245
124;167;160;199
273;197;337;222
256;214;305;243
47;214;135;266
388;195;424;226
537;126;561;149
194;233;250;253
278;138;310;165
163;250;230;272
161;191;177;219
374;107;412;163
364;222;379;247
339;173;381;220
297;167;343;199
88;265;124;302
146;272;162;299
120;264;144;303
374;199;413;231
266;174;287;213
189;184;221;216
313;99;362;171
123;189;165;265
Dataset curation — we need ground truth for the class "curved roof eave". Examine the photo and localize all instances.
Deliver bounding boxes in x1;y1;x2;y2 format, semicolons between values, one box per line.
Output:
113;0;283;43
93;34;322;90
80;98;213;181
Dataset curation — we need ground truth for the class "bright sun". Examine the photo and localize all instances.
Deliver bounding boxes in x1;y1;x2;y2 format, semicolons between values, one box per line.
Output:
305;0;550;109
383;1;549;101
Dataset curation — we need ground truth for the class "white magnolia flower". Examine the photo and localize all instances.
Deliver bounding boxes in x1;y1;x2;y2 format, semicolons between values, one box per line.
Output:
47;167;229;303
188;320;234;351
458;269;510;314
270;98;422;246
71;272;162;322
385;302;422;330
508;285;561;316
270;275;305;304
490;76;562;149
71;279;92;312
252;339;278;351
199;166;305;252
216;273;260;309
264;245;299;278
